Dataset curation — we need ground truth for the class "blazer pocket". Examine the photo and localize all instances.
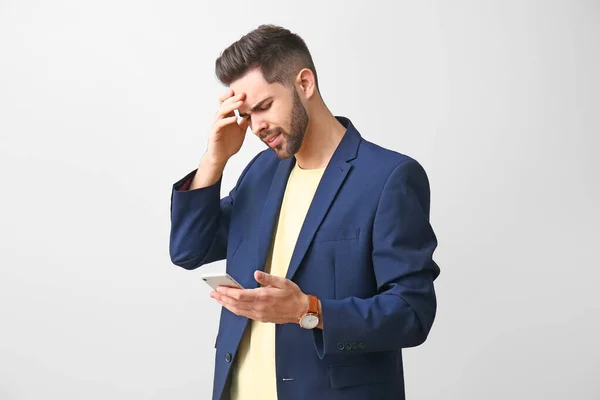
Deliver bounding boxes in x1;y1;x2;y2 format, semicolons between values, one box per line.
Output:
328;362;393;389
312;227;360;243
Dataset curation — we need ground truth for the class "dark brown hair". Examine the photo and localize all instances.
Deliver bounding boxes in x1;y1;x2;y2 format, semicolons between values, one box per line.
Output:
215;24;319;90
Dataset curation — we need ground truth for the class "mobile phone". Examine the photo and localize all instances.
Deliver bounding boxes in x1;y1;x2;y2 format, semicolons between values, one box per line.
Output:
201;272;244;290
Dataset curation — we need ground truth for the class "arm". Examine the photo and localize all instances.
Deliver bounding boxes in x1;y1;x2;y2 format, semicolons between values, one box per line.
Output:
169;151;264;270
313;159;440;357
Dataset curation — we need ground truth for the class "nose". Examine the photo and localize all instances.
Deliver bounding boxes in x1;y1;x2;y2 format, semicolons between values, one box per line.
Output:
251;120;268;137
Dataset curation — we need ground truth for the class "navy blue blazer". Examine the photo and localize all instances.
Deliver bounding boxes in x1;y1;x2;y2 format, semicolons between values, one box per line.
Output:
170;116;440;400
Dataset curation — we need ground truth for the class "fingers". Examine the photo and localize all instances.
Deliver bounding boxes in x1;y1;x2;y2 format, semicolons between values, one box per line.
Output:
218;90;245;107
216;98;243;120
255;271;290;289
218;90;233;105
214;90;247;133
218;89;245;103
213;115;238;130
216;286;269;302
211;288;258;317
216;293;252;312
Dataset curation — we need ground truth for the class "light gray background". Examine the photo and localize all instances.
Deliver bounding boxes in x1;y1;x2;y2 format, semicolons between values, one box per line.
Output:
1;0;598;399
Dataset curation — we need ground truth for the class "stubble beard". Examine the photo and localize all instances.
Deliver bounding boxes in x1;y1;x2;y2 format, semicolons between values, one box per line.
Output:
270;88;309;159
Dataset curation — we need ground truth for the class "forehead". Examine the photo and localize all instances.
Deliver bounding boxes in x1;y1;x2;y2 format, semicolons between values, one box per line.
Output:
230;68;289;110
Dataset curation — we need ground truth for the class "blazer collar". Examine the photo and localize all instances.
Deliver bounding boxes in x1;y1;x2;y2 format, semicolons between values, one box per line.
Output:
330;116;361;164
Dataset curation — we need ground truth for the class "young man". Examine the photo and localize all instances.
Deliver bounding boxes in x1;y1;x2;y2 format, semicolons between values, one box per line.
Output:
170;24;440;400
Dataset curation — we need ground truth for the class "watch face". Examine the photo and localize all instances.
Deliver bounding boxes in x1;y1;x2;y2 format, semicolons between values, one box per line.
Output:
300;314;319;329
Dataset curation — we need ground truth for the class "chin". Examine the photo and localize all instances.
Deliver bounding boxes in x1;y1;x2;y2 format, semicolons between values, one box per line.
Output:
269;137;295;159
273;148;294;160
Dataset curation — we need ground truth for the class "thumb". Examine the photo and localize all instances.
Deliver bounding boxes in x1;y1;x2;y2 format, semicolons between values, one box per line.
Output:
255;271;285;288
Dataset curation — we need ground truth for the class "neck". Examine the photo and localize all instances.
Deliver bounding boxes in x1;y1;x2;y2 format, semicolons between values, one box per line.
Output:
294;99;347;169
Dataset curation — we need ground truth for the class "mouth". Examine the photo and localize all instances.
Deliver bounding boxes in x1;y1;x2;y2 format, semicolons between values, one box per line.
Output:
265;131;282;148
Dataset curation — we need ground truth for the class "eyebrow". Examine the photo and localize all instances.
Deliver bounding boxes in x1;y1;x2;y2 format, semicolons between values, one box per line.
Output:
238;96;273;118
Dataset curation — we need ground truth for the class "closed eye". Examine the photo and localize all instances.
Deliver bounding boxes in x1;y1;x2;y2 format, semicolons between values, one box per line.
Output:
242;103;271;121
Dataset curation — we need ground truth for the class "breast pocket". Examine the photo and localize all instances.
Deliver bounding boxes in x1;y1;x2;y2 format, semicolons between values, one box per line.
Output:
312;226;360;243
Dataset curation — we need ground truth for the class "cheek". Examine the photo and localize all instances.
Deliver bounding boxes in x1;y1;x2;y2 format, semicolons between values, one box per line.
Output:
273;103;293;124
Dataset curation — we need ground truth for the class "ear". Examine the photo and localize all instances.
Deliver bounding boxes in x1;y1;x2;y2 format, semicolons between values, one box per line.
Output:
295;68;316;100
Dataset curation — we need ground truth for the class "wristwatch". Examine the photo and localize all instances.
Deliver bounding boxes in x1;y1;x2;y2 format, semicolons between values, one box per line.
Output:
298;294;320;329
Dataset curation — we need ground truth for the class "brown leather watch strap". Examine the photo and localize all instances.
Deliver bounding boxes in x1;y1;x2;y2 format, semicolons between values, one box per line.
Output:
307;294;319;315
298;294;319;324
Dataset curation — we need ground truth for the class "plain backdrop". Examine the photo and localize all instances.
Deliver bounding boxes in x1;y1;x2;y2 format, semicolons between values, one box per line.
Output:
1;0;598;399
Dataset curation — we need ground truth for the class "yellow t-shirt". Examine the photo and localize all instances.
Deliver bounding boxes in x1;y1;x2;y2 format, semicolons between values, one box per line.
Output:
229;162;326;400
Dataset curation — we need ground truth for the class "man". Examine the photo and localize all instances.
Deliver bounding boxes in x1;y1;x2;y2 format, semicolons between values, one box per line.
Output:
170;24;440;400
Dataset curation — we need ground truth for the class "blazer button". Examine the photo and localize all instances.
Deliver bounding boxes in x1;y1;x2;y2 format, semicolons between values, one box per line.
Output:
359;342;366;349
225;353;232;363
337;343;345;351
344;342;352;351
351;342;358;350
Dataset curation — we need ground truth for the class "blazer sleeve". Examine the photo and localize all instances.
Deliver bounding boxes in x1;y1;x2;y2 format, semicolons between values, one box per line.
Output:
313;158;440;357
169;151;264;270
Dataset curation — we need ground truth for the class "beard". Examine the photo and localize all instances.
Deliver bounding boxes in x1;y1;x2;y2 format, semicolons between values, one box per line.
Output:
264;87;309;159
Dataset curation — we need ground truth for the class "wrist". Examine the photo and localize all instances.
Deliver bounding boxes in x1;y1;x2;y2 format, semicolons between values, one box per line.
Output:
201;153;228;170
297;293;309;323
189;155;227;190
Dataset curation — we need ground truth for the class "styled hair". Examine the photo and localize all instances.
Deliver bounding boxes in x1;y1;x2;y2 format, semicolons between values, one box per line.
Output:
215;24;319;90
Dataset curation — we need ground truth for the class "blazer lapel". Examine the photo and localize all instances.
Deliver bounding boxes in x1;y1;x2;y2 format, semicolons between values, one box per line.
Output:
254;156;295;286
253;117;362;285
285;117;361;282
